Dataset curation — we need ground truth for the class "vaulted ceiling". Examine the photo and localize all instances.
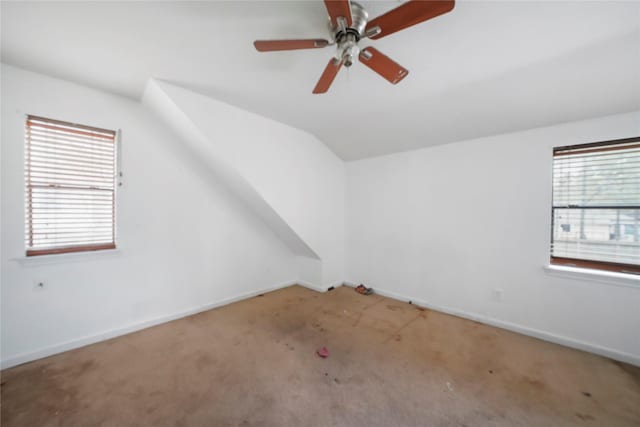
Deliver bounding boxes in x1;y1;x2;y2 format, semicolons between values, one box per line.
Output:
2;1;639;160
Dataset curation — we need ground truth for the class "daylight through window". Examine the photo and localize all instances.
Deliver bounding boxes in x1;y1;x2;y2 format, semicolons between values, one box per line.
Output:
551;137;640;274
25;115;117;256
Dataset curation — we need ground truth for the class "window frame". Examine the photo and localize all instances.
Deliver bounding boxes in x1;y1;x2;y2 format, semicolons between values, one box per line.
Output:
24;115;119;257
550;136;640;275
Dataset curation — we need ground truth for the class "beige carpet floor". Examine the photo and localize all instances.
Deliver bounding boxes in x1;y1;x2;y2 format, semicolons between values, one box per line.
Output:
2;285;639;426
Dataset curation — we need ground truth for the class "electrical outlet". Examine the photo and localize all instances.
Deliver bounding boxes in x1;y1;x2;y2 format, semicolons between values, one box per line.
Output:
492;288;503;302
33;280;46;292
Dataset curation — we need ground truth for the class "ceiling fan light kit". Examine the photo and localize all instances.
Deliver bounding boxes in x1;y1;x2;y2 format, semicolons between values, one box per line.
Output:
253;0;455;94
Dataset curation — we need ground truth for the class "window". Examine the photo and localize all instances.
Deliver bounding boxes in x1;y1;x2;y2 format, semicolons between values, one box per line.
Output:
551;137;640;274
25;115;117;256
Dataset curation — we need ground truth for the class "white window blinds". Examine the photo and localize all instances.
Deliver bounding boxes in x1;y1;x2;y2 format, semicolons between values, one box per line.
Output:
25;115;117;256
551;138;640;273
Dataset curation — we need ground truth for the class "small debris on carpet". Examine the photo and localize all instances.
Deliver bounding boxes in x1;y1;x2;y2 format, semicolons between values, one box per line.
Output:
328;286;335;291
446;382;454;392
355;284;373;295
489;370;494;374
582;391;592;398
317;346;330;358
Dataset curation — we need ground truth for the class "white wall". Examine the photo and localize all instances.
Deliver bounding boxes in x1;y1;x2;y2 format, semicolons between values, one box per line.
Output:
2;63;638;370
0;64;299;368
346;111;640;365
143;80;345;287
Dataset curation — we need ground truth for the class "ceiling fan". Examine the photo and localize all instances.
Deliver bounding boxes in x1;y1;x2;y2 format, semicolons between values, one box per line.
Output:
253;0;455;94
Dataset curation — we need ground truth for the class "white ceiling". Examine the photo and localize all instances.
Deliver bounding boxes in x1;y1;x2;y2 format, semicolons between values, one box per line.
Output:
2;1;639;160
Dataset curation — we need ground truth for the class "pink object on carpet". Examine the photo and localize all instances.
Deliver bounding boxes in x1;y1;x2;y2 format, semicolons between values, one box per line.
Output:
317;347;330;358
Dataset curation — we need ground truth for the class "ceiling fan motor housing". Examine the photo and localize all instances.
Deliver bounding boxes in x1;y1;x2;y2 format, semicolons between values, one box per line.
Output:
332;1;368;67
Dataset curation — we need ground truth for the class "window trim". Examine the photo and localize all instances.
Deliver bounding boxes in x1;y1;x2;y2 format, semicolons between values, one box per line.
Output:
543;264;640;289
26;243;116;257
24;115;118;257
550;256;640;275
550;136;640;274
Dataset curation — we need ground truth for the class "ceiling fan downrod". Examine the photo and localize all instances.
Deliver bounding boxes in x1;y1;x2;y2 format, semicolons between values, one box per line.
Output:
332;1;368;67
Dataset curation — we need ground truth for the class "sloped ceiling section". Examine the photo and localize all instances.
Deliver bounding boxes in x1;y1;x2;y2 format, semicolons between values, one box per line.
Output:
143;79;345;287
2;1;638;160
143;79;317;257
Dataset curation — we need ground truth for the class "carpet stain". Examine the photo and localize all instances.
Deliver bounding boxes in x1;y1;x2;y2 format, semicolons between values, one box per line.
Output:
575;413;595;421
2;285;639;427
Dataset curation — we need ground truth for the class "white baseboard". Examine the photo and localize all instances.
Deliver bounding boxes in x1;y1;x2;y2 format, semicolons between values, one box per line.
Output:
370;286;640;367
299;280;352;292
298;280;330;293
1;280;298;370
7;280;634;369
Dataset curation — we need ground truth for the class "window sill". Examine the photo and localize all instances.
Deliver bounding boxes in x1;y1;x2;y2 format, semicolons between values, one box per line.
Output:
544;264;640;288
12;249;122;267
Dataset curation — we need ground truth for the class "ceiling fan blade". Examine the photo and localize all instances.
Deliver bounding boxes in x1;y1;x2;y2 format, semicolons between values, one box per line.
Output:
365;0;455;40
254;39;329;52
313;58;343;94
359;47;409;84
324;0;353;28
